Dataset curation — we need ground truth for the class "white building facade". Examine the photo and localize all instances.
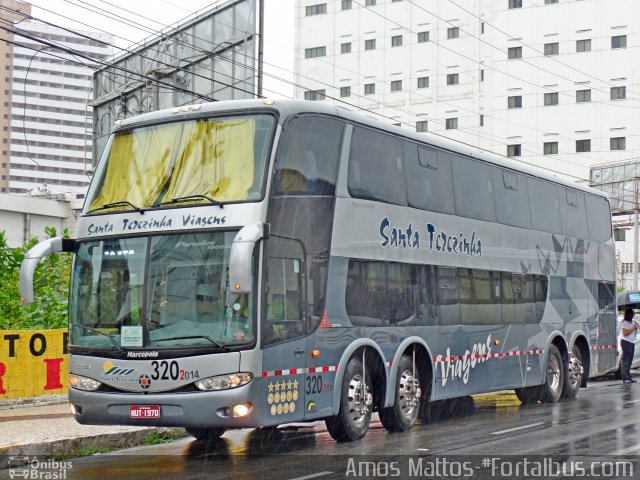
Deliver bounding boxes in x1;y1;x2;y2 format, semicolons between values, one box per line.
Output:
293;0;640;183
294;0;640;289
2;17;112;195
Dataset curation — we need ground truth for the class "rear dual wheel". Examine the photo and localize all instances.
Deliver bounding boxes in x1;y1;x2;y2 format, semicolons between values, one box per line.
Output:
379;355;421;432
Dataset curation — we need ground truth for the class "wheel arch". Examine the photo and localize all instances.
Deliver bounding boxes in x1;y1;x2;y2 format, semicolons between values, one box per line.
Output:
331;339;388;415
385;337;434;408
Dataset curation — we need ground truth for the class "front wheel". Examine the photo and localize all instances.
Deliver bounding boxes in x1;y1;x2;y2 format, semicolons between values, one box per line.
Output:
540;344;564;403
325;356;373;442
562;344;584;399
379;354;421;432
185;426;226;441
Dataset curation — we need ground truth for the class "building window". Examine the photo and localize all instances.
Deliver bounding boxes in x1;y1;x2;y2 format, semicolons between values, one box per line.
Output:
507;144;521;157
304;89;326;101
391;80;402;92
446;118;458;129
364;83;375;95
615;229;626;242
508;46;522;59
576;39;591;52
447;27;459;39
341;42;352;54
610;137;626;151
480;114;484;126
305;3;327;16
611;86;626;100
446;73;459;85
480;69;484;81
544;92;558;105
544;42;559;56
417;76;429;88
543;142;558;155
545;0;558;4
305;46;326;58
508;95;522;108
509;0;522;8
576;139;591;152
365;39;376;50
365;0;376;5
576;89;591;103
340;86;351;97
341;0;352;10
611;35;627;49
418;31;430;43
416;121;428;132
391;35;403;47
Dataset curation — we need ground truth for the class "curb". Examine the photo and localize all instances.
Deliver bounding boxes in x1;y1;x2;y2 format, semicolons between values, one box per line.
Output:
0;427;187;469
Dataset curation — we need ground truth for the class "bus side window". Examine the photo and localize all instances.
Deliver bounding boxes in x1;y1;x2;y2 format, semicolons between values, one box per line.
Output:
263;254;305;346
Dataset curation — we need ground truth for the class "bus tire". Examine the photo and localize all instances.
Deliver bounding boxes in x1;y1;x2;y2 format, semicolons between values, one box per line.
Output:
185;427;226;441
562;344;584;399
325;356;373;442
540;344;564;403
514;386;541;404
379;354;421;432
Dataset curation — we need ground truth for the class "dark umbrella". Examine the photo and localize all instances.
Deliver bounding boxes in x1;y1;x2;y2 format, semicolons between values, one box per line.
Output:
617;290;640;310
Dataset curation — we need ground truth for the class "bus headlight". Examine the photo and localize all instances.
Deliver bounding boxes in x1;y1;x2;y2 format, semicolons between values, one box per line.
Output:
69;374;101;391
195;373;253;391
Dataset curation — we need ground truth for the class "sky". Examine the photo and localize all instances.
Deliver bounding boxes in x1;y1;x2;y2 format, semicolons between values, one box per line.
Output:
26;0;295;98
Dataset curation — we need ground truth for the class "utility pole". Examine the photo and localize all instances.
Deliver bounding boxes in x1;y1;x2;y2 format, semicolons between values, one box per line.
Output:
257;0;264;98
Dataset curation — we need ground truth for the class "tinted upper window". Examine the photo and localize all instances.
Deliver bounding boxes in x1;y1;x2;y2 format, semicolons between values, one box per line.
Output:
273;116;343;196
452;155;496;222
560;189;588;239
348;126;407;205
405;143;455;214
585;194;612;242
493;169;532;228
528;178;561;233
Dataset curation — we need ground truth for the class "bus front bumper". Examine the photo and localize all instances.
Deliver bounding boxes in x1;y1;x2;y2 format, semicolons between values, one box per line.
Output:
68;384;257;429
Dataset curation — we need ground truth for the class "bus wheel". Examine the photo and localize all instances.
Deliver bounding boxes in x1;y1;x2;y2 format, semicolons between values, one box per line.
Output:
379;355;420;432
514;386;541;404
562;345;584;399
325;356;373;442
185;427;226;441
540;344;564;403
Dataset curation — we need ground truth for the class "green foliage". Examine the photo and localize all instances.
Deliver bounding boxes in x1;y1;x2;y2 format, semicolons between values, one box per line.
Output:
0;227;72;330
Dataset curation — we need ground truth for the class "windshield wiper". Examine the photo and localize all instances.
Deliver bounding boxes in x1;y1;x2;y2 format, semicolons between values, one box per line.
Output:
152;335;227;348
72;324;124;353
87;201;144;215
158;195;223;209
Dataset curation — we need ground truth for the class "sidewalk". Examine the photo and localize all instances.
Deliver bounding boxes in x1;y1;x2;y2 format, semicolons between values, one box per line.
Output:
0;394;184;468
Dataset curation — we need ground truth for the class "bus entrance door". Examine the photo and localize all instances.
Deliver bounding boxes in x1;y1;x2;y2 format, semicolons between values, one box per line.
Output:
262;252;307;422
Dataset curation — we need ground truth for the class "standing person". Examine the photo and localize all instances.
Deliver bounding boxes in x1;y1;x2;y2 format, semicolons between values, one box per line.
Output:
620;308;639;384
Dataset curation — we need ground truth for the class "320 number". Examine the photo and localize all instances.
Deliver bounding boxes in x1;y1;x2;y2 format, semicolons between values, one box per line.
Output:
150;360;179;380
305;375;323;395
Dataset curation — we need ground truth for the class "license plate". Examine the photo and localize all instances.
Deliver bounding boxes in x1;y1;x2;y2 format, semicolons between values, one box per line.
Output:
129;405;160;418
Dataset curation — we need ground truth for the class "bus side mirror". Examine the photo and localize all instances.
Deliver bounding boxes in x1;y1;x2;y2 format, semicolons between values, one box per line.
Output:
20;237;76;304
228;223;268;294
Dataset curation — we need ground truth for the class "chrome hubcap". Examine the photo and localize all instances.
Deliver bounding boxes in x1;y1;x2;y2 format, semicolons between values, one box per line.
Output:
568;352;583;387
547;354;561;393
398;369;421;417
347;374;372;424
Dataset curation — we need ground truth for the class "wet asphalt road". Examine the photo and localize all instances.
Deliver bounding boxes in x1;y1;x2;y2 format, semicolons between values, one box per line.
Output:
6;374;640;480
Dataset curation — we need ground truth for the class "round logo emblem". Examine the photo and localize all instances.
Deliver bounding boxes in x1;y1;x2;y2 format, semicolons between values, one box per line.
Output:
139;374;151;389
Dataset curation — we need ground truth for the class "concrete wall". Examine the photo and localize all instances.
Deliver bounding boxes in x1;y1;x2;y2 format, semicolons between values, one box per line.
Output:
0;192;77;246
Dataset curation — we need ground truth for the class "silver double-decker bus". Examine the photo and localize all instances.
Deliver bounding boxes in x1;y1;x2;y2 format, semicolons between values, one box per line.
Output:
21;99;616;442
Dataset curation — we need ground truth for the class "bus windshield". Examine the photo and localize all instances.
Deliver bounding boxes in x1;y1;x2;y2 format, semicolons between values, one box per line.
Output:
86;114;275;213
69;231;254;350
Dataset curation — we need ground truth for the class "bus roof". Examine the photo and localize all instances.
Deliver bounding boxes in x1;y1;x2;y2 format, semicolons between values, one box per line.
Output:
112;98;607;200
